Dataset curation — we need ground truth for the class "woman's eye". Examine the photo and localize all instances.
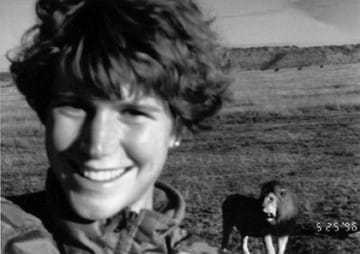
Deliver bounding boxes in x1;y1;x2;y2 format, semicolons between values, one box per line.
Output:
120;108;153;123
122;108;148;117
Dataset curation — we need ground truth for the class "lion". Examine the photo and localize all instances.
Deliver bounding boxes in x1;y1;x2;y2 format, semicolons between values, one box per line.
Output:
221;181;298;254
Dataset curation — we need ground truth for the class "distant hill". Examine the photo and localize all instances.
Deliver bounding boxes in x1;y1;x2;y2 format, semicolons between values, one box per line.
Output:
222;44;360;71
2;45;359;79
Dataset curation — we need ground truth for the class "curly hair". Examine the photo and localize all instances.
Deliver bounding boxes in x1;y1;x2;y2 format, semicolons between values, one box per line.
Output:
9;0;229;131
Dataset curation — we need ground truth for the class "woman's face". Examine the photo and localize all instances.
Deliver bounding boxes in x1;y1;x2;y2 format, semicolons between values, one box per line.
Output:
45;79;177;220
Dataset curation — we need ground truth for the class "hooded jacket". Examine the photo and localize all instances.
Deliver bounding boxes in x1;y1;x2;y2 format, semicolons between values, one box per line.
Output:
2;172;218;254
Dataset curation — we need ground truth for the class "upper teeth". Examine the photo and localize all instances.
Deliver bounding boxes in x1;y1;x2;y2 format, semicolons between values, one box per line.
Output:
83;169;126;181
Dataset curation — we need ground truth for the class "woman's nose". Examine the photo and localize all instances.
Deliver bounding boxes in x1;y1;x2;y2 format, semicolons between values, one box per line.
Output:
80;109;119;158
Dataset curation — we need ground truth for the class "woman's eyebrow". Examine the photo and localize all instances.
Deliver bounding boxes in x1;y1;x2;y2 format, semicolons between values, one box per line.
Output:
51;90;77;97
52;91;97;101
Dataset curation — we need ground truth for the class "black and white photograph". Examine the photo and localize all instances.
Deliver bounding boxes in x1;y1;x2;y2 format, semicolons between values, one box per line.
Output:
1;0;359;253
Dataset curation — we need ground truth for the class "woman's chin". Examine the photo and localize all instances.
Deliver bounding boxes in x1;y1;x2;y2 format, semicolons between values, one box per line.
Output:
68;193;128;220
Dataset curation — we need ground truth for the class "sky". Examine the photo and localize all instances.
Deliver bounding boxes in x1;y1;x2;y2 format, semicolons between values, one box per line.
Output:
196;0;360;47
0;0;359;71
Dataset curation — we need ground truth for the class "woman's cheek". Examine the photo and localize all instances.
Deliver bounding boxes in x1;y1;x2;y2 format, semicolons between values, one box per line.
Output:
51;115;83;152
125;123;172;160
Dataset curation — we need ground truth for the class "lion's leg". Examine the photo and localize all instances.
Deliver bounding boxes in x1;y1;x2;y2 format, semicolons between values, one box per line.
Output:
220;213;233;250
263;235;276;254
277;235;289;254
241;235;250;254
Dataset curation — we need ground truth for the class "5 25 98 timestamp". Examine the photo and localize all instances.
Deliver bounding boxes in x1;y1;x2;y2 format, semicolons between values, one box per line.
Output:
316;221;358;233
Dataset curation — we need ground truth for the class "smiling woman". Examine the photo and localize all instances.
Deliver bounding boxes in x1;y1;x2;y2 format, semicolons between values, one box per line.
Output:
1;0;229;253
46;81;176;219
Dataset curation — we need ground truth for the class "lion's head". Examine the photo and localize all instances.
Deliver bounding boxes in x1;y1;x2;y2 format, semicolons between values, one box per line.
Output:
260;181;298;225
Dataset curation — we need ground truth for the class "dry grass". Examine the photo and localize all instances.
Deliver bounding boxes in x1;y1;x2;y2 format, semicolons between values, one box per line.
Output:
1;64;360;253
225;64;360;114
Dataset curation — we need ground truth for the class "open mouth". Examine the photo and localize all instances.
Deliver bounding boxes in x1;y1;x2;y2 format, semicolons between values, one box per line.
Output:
265;213;276;222
82;168;128;181
68;159;131;182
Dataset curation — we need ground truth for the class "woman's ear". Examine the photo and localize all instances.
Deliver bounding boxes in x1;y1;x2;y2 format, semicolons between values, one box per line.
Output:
169;117;183;148
170;138;181;148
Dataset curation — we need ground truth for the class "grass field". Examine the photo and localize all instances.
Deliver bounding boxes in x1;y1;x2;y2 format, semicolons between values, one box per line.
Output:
1;64;360;253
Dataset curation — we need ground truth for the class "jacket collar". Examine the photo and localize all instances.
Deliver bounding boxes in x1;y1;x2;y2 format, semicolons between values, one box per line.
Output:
45;171;186;254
